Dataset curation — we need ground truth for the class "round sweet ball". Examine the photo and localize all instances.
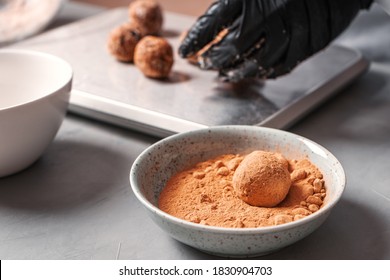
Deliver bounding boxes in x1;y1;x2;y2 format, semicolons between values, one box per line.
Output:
128;0;163;36
134;36;174;79
232;151;292;207
107;23;142;62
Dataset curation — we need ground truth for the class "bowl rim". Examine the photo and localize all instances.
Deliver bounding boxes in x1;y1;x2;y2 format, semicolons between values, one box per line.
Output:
0;49;73;112
130;125;346;234
0;0;66;46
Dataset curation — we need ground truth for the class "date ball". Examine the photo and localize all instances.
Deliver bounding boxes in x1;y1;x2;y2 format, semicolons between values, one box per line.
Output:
128;0;163;36
107;23;142;62
232;151;292;207
134;36;174;79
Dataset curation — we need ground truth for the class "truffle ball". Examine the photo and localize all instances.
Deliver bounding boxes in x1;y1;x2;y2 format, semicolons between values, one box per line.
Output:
107;23;142;62
232;151;291;207
128;0;163;36
134;35;174;79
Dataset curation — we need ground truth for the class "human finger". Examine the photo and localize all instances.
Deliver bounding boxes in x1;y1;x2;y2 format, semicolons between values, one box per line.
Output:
178;0;242;58
219;15;289;82
199;0;269;70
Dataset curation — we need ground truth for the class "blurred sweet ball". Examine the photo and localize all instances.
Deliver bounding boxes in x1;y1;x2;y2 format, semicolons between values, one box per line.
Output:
134;36;174;79
107;0;173;79
128;0;163;36
107;23;142;62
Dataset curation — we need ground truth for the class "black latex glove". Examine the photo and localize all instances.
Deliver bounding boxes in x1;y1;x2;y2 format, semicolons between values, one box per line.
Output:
179;0;373;82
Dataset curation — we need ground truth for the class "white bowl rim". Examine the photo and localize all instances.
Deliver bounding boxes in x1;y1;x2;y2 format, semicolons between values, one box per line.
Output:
130;125;346;235
0;0;66;45
0;49;73;112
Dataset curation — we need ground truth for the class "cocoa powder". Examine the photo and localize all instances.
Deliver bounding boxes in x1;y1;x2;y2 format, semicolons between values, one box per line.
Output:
158;152;326;228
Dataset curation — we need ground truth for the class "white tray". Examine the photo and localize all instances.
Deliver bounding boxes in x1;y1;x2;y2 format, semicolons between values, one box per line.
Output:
15;8;368;137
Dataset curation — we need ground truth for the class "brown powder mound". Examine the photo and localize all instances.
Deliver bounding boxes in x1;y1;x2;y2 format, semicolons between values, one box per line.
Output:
158;152;326;228
233;151;291;207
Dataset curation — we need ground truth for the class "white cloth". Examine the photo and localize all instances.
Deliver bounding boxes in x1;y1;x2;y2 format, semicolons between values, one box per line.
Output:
375;0;390;14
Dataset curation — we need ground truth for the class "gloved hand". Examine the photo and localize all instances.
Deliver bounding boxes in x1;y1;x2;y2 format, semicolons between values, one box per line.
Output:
179;0;373;82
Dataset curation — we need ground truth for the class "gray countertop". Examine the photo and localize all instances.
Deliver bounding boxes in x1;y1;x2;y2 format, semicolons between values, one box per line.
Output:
1;2;390;260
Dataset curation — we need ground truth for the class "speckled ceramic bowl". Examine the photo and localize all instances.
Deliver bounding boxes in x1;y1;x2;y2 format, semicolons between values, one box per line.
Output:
130;126;345;257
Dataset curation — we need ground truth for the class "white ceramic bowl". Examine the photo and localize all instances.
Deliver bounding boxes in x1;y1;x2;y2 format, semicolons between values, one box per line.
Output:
130;126;346;257
0;0;66;46
0;49;72;177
